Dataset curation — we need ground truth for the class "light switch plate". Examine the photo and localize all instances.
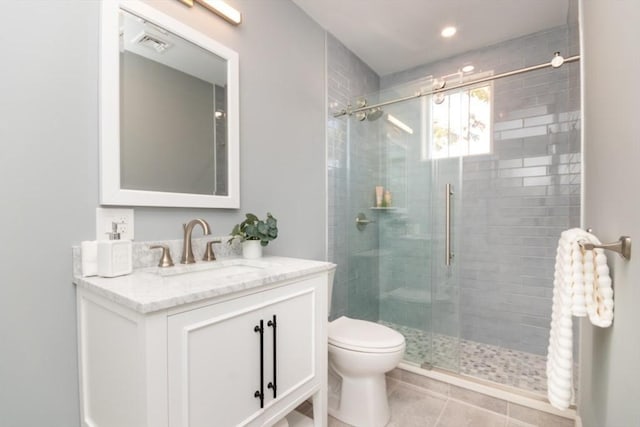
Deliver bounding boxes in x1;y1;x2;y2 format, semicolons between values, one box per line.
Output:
96;208;135;241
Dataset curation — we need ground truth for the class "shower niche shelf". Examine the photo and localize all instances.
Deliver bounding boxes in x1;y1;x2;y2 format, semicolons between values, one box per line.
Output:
369;207;406;214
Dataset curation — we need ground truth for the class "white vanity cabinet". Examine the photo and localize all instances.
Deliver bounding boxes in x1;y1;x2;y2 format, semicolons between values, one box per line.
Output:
168;277;319;427
75;260;331;427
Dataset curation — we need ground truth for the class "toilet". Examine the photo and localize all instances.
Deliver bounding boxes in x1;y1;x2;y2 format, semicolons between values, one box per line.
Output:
327;316;405;427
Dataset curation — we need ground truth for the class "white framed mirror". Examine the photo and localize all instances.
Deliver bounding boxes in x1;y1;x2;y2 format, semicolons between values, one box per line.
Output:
100;0;239;208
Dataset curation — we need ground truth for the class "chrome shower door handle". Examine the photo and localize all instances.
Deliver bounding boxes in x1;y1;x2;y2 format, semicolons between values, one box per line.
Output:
445;184;453;266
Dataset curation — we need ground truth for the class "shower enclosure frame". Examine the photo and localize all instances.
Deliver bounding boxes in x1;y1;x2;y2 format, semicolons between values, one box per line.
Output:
337;49;581;394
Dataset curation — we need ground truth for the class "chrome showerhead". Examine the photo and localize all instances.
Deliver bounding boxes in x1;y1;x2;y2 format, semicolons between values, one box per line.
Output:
367;107;384;121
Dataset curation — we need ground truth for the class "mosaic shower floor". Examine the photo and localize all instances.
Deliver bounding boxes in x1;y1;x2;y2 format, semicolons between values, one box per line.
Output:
379;321;549;394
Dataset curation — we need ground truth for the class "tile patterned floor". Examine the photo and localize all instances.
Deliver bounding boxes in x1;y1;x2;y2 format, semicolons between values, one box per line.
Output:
378;321;550;394
296;378;573;427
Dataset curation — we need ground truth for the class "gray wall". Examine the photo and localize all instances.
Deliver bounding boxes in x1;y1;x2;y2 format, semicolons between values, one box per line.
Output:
121;51;217;195
0;1;325;425
0;3;97;425
579;1;640;426
134;0;326;256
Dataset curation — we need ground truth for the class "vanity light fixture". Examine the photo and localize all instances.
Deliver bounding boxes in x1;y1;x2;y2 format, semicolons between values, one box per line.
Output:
179;0;242;25
387;114;414;135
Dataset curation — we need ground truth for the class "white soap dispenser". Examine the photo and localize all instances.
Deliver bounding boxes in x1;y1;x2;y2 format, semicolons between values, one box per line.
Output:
97;222;133;278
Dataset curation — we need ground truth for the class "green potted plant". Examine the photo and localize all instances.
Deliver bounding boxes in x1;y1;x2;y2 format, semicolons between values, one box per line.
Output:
228;212;278;258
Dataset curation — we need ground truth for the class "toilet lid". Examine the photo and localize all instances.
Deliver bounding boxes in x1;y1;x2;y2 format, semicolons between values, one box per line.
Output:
328;316;405;352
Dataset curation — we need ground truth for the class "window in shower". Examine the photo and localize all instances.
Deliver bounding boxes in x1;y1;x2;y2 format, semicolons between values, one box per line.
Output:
429;84;492;159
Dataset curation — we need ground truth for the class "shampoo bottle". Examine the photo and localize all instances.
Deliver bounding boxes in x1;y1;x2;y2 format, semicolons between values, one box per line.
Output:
97;222;133;277
384;190;392;207
375;186;384;207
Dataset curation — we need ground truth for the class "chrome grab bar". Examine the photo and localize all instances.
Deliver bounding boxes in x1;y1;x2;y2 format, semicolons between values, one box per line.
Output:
445;184;453;266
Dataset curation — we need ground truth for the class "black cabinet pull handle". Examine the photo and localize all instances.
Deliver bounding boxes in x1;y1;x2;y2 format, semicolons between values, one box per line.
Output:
267;315;277;399
254;320;264;408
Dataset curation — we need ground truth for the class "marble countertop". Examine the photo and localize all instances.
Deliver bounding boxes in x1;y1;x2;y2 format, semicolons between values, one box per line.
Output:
74;256;336;314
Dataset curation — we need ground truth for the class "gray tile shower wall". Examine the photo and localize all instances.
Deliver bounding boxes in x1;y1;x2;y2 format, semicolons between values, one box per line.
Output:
327;33;381;321
380;26;581;356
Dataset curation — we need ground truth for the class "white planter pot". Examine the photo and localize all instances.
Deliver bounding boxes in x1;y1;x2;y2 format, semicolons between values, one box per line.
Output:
242;240;263;259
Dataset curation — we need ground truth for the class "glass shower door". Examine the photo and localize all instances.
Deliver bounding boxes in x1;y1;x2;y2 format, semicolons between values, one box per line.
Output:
425;157;462;372
374;95;435;367
376;91;462;373
341;81;464;373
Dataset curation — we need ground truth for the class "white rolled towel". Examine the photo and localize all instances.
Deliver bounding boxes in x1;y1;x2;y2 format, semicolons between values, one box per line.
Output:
547;228;614;410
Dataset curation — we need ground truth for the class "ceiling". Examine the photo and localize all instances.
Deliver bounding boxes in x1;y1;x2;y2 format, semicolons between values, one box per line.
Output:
292;0;569;76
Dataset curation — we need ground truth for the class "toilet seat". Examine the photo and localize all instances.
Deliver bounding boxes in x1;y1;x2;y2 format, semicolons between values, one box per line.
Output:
329;316;405;353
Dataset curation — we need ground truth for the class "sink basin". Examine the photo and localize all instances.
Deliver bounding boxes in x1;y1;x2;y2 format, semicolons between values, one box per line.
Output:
155;259;275;280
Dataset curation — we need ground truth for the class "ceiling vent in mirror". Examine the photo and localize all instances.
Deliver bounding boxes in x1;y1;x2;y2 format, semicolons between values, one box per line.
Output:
132;31;172;54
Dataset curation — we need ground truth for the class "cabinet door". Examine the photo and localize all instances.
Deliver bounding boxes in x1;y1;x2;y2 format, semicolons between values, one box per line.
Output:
168;275;325;427
261;280;318;407
168;293;266;427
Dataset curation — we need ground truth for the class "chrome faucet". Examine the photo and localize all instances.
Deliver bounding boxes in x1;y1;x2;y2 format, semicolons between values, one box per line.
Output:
181;218;211;264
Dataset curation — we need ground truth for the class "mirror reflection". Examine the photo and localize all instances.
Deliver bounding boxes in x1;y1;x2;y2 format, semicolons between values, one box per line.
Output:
119;9;228;196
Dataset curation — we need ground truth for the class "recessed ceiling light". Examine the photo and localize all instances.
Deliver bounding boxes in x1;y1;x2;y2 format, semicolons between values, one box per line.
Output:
441;26;457;38
462;65;475;73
